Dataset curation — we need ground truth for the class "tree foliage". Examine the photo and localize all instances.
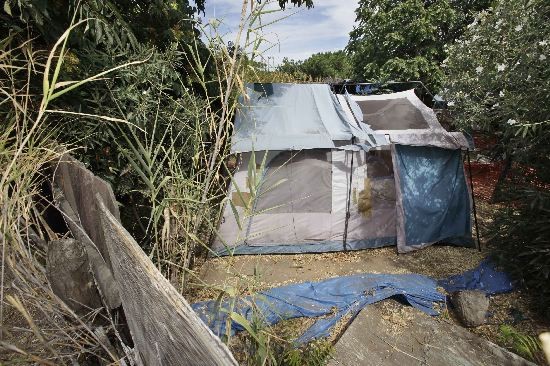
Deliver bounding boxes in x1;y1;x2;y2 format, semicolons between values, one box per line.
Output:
2;0;212;247
443;0;550;318
2;0;201;49
347;0;490;90
443;0;549;169
277;51;351;80
277;0;314;9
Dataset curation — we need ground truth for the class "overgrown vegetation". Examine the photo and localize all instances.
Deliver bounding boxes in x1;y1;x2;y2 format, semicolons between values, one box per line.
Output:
500;324;545;364
277;51;352;81
347;0;490;89
443;0;550;319
0;0;321;363
2;0;549;363
1;18;133;364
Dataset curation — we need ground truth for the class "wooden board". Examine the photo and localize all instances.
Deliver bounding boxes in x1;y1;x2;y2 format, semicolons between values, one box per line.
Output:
97;197;237;366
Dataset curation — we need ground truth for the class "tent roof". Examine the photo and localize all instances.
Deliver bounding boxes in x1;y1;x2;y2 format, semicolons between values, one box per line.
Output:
348;90;472;150
231;83;378;153
230;84;471;153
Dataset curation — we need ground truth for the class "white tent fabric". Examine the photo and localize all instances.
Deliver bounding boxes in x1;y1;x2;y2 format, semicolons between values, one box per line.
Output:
212;149;397;255
336;94;389;148
231;83;378;153
348;90;471;150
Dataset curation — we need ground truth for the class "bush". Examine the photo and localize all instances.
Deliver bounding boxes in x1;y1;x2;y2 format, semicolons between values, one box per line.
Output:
444;0;550;318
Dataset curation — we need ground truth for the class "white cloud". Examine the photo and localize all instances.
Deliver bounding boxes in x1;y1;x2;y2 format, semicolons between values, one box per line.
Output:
203;0;359;64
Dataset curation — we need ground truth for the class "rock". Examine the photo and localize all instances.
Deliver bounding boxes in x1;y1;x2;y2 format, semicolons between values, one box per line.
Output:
329;300;535;366
46;239;102;314
451;290;489;327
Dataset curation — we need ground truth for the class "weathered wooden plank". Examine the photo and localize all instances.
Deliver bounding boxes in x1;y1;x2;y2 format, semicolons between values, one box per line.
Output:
54;187;121;310
53;154;120;270
52;154;122;310
97;196;237;366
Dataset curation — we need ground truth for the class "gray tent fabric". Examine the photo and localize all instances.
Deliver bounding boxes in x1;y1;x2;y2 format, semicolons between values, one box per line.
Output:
336;93;388;149
349;90;472;150
254;150;332;214
231;83;374;153
212;149;397;255
392;144;473;253
212;84;474;256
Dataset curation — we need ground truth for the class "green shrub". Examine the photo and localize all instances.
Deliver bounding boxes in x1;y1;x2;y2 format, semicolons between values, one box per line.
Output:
444;0;550;319
500;324;545;363
489;189;550;319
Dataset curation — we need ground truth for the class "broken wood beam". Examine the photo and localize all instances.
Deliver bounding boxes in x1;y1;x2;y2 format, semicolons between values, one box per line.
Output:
97;196;237;366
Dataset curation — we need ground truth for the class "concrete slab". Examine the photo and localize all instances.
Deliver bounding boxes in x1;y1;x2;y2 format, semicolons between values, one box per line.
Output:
328;300;535;366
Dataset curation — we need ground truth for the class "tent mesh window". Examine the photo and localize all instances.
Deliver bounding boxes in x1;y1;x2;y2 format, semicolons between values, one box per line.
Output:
255;150;332;214
356;98;429;130
365;149;396;209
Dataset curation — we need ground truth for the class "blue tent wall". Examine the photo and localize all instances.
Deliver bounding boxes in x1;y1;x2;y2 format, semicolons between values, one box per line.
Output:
393;145;473;252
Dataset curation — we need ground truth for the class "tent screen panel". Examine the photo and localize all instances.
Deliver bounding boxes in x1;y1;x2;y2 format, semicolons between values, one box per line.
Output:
365;149;396;209
356;98;429;130
255;150;332;214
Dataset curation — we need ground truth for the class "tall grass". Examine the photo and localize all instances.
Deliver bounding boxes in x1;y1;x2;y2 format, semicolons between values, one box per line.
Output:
0;27;135;363
1;0;303;363
113;0;300;290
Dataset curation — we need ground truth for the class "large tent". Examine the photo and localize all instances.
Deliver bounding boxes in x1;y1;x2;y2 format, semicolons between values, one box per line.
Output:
212;83;474;255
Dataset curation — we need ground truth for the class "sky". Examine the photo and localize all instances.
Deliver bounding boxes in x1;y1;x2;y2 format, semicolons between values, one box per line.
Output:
201;0;359;66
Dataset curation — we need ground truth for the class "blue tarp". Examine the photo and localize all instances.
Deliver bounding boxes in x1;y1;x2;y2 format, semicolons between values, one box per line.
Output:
193;273;445;344
438;258;514;295
192;259;513;344
394;145;473;250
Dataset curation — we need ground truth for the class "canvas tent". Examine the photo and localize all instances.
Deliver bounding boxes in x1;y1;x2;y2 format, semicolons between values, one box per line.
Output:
212;83;474;255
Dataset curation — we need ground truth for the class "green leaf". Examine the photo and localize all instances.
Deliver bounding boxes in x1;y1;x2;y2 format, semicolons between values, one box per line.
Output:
228;199;242;231
3;1;12;16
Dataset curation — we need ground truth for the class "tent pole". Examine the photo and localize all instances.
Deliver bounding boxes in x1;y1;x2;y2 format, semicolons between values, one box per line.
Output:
466;149;482;252
343;149;354;251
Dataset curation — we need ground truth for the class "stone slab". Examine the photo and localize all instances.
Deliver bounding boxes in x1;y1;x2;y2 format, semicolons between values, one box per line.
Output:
328;300;535;366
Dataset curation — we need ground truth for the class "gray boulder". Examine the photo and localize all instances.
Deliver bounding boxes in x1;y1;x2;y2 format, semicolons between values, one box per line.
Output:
47;239;102;314
451;290;489;327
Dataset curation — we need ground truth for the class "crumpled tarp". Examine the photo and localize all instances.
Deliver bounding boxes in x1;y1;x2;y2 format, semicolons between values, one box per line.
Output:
438;258;514;295
192;273;445;344
192;259;513;344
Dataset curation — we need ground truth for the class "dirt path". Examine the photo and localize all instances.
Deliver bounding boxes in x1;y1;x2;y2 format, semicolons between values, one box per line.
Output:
188;244;549;364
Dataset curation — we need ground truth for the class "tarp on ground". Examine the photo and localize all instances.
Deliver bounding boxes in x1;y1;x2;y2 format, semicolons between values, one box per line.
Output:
438;258;514;295
231;83;379;153
192;273;445;344
192;260;513;344
393;144;473;253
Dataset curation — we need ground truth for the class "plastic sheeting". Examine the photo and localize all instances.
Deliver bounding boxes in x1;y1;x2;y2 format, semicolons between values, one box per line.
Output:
438;259;514;295
192;260;513;344
393;145;472;253
192;259;514;344
192;273;445;344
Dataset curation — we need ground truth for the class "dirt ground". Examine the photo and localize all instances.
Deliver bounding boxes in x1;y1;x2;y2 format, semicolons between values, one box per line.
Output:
187;200;550;364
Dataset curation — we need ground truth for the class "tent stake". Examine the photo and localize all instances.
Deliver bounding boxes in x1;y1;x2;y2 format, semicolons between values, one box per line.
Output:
466;149;482;252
